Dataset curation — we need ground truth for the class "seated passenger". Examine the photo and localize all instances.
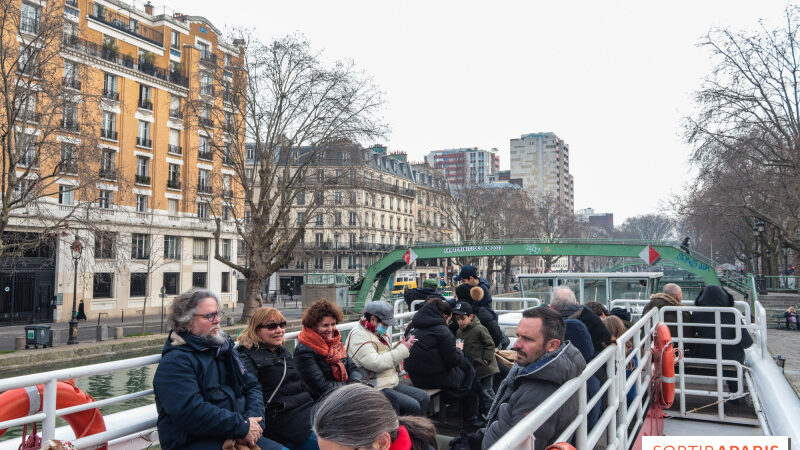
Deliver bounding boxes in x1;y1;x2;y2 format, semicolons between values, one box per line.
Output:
482;306;585;450
609;307;633;329
404;298;483;431
549;286;610;359
153;290;282;450
404;278;440;310
453;301;500;414
455;265;510;349
603;315;638;406
345;301;430;416
237;307;318;450
294;299;362;400
785;306;799;330
642;283;694;345
313;384;440;450
586;301;609;319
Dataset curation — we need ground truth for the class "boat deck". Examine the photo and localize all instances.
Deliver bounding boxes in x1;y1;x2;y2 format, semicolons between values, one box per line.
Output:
663;418;763;436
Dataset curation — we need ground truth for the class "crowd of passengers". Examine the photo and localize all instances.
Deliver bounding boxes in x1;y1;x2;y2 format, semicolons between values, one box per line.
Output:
152;264;753;450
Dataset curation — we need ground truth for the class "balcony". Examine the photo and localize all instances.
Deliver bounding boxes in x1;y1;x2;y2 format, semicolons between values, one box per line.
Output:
61;119;79;132
62;77;81;91
198;117;213;128
136;137;152;148
20;18;39;35
135;174;151;185
197;184;212;194
200;85;214;97
169;109;182;120
198;149;213;161
99;167;116;180
102;89;119;101
59;161;77;174
101;128;117;141
88;3;164;46
168;145;182;155
222;155;235;166
17;110;39;123
199;53;217;67
138;98;152;110
222;189;233;199
167;179;181;190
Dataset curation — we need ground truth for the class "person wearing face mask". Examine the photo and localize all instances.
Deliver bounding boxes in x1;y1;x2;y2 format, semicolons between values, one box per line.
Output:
294;299;363;401
237;308;318;450
345;301;430;416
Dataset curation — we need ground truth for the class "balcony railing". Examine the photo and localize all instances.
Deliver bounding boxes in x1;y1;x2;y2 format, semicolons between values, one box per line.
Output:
59;161;77;174
138;98;152;110
198;150;213;161
61;119;79;132
198;117;213;128
17;110;39;123
65;0;78;7
222;189;233;199
200;85;215;97
168;145;182;155
167;179;181;189
62;77;81;90
222;156;235;166
169;109;182;120
88;3;164;46
197;184;212;194
199;53;217;67
99;167;116;180
136;137;152;148
101;128;117;140
61;35;189;88
135;174;150;185
20;18;39;35
102;89;119;101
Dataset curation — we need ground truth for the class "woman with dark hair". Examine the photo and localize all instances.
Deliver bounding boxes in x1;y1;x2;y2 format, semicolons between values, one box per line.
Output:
313;383;439;450
237;308;318;450
294;299;362;400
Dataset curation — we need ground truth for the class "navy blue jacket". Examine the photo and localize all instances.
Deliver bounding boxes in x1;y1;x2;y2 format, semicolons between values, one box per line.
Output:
153;332;264;450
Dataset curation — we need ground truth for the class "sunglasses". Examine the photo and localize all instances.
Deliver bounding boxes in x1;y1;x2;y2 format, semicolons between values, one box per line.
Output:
258;321;287;330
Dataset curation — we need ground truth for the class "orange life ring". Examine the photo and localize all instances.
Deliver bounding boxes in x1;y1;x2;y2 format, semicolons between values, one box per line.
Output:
654;322;675;407
545;443;576;450
0;380;107;449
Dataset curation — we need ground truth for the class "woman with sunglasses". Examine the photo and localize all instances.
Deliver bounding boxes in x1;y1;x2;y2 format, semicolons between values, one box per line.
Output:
238;308;318;450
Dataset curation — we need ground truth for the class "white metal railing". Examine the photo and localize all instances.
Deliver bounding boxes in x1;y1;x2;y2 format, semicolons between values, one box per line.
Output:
393;297;541;315
609;299;751;323
490;308;659;450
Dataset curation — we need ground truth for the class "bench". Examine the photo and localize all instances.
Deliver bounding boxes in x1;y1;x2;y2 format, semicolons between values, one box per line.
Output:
399;376;443;419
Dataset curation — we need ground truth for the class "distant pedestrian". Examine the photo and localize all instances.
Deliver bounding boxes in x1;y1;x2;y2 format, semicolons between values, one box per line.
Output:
76;300;87;321
288;287;295;302
680;237;690;255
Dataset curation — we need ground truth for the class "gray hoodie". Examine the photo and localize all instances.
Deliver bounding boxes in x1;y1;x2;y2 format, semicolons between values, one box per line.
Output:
482;342;586;450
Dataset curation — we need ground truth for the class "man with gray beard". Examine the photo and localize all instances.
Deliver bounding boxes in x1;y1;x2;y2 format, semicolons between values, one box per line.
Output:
153;290;282;450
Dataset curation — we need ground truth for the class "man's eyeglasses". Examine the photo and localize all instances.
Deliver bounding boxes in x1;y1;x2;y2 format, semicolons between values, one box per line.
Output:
258;321;287;330
195;311;224;322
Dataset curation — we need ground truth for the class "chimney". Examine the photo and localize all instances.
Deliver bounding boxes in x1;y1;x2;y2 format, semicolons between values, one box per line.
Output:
144;1;153;15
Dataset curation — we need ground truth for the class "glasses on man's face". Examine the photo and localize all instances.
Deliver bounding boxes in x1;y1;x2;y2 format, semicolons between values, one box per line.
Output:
195;311;224;322
258;321;287;330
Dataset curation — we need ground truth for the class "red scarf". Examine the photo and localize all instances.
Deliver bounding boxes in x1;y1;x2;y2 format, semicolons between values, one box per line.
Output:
297;327;349;383
360;319;389;346
389;426;411;450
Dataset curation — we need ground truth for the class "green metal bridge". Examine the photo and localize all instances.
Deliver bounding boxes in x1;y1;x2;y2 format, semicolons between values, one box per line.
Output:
350;239;747;309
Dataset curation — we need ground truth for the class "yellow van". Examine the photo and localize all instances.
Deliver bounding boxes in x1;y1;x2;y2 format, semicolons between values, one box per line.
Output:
391;280;417;297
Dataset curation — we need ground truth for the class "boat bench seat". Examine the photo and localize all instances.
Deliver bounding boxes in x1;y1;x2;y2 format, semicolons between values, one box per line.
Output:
398;375;443;418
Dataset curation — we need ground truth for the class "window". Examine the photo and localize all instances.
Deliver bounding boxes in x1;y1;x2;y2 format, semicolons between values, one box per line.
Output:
60;143;76;173
168;163;180;188
163;272;179;295
315;214;323;226
137;121;151;146
58;185;74;205
315;233;323;246
349;191;356;205
99;190;113;209
130;273;148;297
334;191;342;205
199;135;211;159
348;255;357;269
94;232;115;259
221;272;230;292
170;30;180;49
314;256;323;270
169;129;180;153
131;233;150;259
198;169;211;193
18;46;37;76
61;102;78;131
349;212;357;226
334;212;342;226
222;206;232;221
135;194;148;212
349;233;357;248
192;272;207;288
200;72;212;95
93;273;113;298
221;239;231;259
20;2;40;34
164;236;180;259
193;238;208;260
197;201;209;219
170;95;180;117
297;191;305;205
100;150;115;178
333;255;342;270
102;111;116;138
136;155;149;179
296;259;305;269
168;198;179;216
63;61;78;87
296;212;304;226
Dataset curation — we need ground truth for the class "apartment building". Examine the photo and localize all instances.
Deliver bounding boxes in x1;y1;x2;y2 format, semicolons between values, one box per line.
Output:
509;132;574;210
425;147;500;186
1;0;244;324
409;163;454;285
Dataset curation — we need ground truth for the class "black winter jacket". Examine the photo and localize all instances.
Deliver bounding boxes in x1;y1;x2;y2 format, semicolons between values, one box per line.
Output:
403;287;439;309
293;342;362;401
404;301;467;389
238;344;314;448
559;304;611;359
692;285;753;363
153;332;263;450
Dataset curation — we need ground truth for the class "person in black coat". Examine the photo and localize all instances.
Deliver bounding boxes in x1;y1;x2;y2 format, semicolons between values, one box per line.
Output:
454;265;510;349
404;298;483;430
692;285;753;392
403;278;440;310
76;299;87;321
293;299;362;401
237;308;316;450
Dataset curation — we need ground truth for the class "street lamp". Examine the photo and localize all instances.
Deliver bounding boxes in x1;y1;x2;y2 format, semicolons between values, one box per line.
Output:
68;236;83;345
754;221;766;295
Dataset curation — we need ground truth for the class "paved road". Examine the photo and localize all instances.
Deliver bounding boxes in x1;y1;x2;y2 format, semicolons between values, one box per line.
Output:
767;327;800;394
0;302;303;351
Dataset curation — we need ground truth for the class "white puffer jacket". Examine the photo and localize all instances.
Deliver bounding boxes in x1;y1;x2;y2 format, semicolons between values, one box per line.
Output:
345;322;409;390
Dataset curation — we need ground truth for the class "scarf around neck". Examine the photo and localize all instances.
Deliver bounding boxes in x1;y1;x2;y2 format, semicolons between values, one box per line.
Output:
360;319;390;346
388;425;411;450
297;327;349;383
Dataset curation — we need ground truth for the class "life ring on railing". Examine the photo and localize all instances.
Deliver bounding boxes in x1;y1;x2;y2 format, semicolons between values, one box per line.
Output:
653;322;675;408
0;380;107;449
544;443;576;450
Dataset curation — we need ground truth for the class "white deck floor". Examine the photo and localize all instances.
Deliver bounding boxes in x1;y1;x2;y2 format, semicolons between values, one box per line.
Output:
662;418;764;436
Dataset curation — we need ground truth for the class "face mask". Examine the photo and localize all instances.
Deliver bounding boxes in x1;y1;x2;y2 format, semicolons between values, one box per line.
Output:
376;323;388;335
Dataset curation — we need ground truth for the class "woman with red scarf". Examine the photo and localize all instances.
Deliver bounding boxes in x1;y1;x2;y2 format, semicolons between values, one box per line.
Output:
294;299;362;400
313;384;439;450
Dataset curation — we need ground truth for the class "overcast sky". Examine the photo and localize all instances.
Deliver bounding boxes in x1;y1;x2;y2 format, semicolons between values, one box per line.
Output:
168;0;792;223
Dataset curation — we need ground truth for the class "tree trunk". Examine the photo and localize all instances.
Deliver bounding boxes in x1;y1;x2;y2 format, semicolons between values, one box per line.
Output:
141;296;147;335
240;274;264;323
503;256;513;292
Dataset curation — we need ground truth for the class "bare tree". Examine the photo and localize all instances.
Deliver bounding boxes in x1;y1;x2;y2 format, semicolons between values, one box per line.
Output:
529;193;583;272
187;32;386;322
615;214;675;242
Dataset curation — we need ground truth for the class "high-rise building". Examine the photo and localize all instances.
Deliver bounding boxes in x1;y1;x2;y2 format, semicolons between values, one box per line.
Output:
509;132;574;209
1;0;244;324
425;147;500;186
